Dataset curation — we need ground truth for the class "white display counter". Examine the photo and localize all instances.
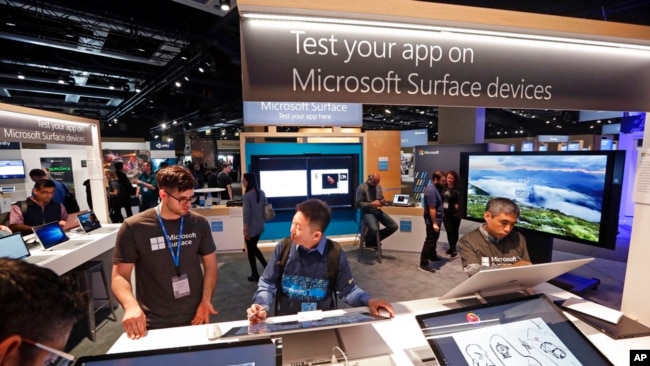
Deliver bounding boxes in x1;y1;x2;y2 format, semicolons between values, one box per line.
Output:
380;206;425;253
107;282;644;365
191;205;244;252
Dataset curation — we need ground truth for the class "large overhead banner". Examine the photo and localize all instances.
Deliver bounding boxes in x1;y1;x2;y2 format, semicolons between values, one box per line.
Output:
241;19;650;111
0;110;94;146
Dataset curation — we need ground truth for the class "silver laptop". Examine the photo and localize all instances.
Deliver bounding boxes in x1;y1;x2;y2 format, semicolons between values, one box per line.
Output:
32;221;93;251
0;232;55;264
439;258;594;300
391;194;412;207
77;210;118;234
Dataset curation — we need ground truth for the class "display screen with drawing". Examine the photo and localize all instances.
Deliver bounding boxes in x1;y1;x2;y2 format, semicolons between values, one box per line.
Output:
416;294;612;365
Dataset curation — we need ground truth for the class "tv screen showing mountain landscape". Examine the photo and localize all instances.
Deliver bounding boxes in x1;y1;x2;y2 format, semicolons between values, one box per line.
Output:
464;153;610;243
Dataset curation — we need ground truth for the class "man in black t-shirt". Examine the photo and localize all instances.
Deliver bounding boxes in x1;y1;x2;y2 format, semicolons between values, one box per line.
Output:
217;163;233;200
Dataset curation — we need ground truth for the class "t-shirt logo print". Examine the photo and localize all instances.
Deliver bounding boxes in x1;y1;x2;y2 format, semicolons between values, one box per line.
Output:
150;236;166;251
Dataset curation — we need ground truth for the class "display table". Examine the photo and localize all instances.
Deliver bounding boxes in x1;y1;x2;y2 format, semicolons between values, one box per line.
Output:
29;224;121;275
191;205;244;252
381;206;425;252
107;281;644;365
194;188;226;194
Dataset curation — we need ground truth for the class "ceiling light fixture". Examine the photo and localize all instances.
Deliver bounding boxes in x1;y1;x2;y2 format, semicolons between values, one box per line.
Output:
219;0;231;11
17;71;25;80
108;83;115;90
175;81;181;88
135;84;142;93
198;67;205;73
58;76;65;84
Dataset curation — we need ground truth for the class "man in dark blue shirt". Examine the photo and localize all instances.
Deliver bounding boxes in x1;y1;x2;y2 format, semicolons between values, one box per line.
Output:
247;199;394;322
419;171;444;273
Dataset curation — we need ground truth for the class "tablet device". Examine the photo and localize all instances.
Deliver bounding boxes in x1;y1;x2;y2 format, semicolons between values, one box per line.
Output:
73;338;279;366
33;221;69;249
439;258;594;300
416;293;613;366
63;210;87;231
0;232;55;264
392;194;412;206
554;300;650;339
77;210;118;234
221;312;390;339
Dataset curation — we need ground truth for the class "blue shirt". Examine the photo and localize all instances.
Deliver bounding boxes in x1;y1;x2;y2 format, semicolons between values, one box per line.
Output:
253;235;371;315
423;181;443;224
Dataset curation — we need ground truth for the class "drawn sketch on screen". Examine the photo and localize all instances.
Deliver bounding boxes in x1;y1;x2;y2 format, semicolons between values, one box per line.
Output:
416;294;613;366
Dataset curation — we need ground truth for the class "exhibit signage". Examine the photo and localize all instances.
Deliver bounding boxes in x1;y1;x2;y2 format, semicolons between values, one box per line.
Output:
243;101;362;126
149;141;175;150
0;110;93;146
401;129;428;147
241;18;650;111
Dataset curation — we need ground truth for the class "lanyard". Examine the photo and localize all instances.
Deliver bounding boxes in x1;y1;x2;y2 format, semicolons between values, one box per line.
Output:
156;206;184;275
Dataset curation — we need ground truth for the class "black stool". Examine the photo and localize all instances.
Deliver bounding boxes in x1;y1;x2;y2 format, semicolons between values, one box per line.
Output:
71;261;117;341
358;219;382;263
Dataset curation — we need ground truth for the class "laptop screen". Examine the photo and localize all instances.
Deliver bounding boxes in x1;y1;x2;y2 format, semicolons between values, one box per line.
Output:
33;221;69;249
73;338;279;366
392;194;410;204
416;294;612;365
0;232;30;259
77;211;102;233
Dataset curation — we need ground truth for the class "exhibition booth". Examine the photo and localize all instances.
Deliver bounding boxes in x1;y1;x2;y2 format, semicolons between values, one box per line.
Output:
2;0;650;364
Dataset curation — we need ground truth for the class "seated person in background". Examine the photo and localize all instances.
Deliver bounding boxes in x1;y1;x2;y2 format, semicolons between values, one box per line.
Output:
458;197;531;276
0;258;86;366
247;199;394;323
29;168;67;206
8;179;68;236
354;173;398;247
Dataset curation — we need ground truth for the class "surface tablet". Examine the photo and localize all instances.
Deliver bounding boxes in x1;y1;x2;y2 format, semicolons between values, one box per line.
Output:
416;293;613;366
73;338;279;366
221;311;390;339
33;221;69;249
439;257;594;300
555;300;650;339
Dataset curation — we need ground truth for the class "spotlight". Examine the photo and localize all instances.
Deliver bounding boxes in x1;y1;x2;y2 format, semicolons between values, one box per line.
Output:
198;67;205;73
175;81;181;88
122;83;130;92
58;76;65;84
219;0;231;11
64;26;75;38
135;84;142;93
17;71;25;80
68;77;75;85
108;83;115;90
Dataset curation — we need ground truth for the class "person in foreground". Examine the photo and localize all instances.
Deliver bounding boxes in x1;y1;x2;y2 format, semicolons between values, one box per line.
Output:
0;258;86;366
247;199;394;323
112;166;219;339
458;197;532;276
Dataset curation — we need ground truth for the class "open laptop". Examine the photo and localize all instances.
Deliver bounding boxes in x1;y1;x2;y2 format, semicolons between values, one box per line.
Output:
439;257;594;300
554;300;650;339
63;210;87;231
32;221;93;251
0;232;55;264
416;293;612;365
73;338;279;366
390;194;414;207
77;210;118;234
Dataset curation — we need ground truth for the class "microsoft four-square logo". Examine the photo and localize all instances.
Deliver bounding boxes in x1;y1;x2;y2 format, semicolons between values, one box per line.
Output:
150;236;166;251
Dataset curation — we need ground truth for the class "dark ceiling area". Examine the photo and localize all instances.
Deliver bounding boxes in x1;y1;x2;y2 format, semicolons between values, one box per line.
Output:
0;0;648;142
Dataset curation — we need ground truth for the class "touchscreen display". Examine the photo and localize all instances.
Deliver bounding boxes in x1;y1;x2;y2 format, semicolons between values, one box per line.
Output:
222;312;389;339
416;294;612;366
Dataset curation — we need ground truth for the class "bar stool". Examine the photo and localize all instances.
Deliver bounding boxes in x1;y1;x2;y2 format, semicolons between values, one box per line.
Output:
358;219;382;263
71;261;117;341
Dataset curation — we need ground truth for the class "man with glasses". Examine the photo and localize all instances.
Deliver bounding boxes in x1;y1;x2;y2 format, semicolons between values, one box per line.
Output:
0;258;86;366
112;166;218;339
8;179;68;236
458;197;531;277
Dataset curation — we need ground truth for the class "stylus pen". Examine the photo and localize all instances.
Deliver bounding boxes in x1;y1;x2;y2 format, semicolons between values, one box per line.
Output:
248;307;266;320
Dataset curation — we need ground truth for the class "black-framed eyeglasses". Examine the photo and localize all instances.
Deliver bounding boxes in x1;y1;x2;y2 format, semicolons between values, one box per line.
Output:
164;190;193;205
22;338;75;366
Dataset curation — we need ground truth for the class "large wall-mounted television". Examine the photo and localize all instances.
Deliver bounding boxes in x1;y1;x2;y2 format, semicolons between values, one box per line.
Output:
459;151;625;250
251;154;359;211
0;159;26;179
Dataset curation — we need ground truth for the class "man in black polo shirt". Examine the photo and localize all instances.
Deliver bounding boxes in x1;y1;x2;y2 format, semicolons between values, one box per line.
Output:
8;179;68;236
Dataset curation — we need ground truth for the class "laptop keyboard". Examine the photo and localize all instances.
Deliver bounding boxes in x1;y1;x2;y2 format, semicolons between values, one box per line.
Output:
51;240;93;250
